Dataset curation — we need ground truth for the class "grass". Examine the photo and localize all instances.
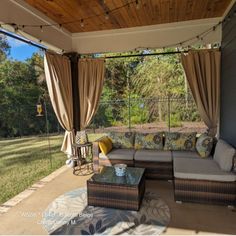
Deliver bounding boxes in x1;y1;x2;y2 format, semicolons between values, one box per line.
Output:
0;133;104;205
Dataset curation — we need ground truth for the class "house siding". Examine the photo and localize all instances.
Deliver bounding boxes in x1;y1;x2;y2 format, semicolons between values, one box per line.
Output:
220;2;236;147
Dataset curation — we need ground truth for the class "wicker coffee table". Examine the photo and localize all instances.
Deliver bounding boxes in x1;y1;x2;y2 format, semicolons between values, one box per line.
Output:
87;166;145;211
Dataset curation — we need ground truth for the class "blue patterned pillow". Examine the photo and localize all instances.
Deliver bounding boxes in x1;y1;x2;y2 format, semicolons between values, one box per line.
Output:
196;133;213;158
108;132;134;149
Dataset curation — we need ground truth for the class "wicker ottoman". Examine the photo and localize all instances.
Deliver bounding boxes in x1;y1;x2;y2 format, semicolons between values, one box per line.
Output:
87;166;145;211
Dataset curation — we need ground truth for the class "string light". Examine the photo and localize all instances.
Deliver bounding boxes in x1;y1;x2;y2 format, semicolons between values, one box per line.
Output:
136;0;140;10
1;0;137;30
80;19;84;28
1;0;234;54
105;11;109;20
1;0;233;38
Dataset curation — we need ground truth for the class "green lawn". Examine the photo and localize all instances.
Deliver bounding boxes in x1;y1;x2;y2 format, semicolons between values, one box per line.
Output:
0;133;104;205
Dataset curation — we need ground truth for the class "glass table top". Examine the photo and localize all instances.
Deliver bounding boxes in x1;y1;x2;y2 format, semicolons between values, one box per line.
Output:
88;166;145;186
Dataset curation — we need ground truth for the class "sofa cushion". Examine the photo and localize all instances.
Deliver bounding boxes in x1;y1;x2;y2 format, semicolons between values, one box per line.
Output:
214;139;235;171
108;132;134;149
98;137;112;155
196;133;213;158
134;150;172;162
164;132;196;151
174;158;236;182
172;151;204;159
134;132;163;150
99;149;135;160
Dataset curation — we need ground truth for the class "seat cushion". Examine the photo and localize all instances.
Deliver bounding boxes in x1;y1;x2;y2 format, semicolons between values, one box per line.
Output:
134;150;172;162
134;132;164;150
99;149;135;160
172;151;206;159
174;158;236;182
214;139;235;171
164;132;197;151
108;132;134;149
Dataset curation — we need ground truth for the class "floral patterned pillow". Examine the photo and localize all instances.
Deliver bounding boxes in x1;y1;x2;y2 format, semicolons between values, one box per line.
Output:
196;133;213;158
108;132;134;149
164;132;197;151
134;132;164;150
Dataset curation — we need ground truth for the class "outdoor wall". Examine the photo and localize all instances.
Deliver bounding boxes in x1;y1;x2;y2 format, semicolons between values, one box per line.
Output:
220;2;236;147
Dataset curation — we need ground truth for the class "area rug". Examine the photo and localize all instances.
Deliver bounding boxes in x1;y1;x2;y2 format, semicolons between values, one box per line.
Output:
42;188;171;235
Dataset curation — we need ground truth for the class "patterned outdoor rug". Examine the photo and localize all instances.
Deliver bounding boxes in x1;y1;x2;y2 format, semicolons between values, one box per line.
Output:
42;188;171;235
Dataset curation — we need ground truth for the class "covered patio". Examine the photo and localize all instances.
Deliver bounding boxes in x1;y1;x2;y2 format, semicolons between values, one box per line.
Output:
0;0;236;235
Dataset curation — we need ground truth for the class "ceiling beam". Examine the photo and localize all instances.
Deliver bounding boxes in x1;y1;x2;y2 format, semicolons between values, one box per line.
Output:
0;0;72;52
72;18;222;54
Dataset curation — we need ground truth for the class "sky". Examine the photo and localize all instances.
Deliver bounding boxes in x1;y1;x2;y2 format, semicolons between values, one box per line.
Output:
7;37;40;61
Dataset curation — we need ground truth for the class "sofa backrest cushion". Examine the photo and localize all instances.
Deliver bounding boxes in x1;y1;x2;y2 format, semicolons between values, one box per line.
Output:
164;132;197;151
99;137;113;155
214;139;235;171
196;133;214;158
134;132;164;150
108;132;134;149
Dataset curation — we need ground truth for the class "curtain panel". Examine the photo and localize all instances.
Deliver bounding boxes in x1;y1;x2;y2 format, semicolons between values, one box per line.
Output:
181;49;221;137
44;52;75;156
78;58;105;130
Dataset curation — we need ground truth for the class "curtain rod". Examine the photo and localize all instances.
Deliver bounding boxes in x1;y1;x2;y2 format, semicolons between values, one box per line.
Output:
0;29;46;51
94;50;189;59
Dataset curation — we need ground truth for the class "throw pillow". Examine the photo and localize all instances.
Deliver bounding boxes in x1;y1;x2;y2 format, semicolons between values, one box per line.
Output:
134;132;164;150
214;139;235;171
233;155;236;173
164;132;197;151
75;130;88;144
99;137;113;155
108;132;134;149
196;133;213;158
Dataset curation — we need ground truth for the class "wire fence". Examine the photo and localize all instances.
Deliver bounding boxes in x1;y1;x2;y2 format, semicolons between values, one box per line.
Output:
88;96;207;134
0;95;207;139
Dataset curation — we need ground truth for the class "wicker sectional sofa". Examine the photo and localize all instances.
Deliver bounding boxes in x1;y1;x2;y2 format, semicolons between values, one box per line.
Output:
92;132;236;206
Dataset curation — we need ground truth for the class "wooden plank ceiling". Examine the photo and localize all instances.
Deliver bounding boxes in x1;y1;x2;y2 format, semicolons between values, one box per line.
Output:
24;0;232;33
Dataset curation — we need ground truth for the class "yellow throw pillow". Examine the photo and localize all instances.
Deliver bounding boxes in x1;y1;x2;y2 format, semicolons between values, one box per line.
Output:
99;137;113;155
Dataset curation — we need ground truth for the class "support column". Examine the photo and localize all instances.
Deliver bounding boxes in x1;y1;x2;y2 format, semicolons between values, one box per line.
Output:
65;52;80;132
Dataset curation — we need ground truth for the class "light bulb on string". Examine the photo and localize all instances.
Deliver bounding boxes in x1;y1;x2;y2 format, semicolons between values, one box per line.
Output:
136;0;140;10
105;11;109;20
80;19;84;27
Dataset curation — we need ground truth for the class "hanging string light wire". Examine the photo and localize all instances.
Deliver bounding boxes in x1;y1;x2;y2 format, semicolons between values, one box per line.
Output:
1;0;138;30
0;3;234;55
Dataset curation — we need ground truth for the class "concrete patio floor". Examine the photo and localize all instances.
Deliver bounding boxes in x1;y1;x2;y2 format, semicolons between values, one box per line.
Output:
0;166;235;235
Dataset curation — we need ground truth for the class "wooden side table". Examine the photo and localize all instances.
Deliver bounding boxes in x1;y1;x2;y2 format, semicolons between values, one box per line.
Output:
72;142;93;176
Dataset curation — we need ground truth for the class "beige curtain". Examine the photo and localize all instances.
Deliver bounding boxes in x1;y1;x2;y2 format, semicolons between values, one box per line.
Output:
44;52;75;156
181;49;221;137
78;58;105;130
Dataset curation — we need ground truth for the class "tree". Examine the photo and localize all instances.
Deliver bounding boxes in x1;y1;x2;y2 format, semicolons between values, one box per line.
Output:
0;35;10;62
0;49;60;137
131;53;186;122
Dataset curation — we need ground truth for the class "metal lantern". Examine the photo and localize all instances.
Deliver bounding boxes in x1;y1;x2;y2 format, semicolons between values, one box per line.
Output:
36;103;43;116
